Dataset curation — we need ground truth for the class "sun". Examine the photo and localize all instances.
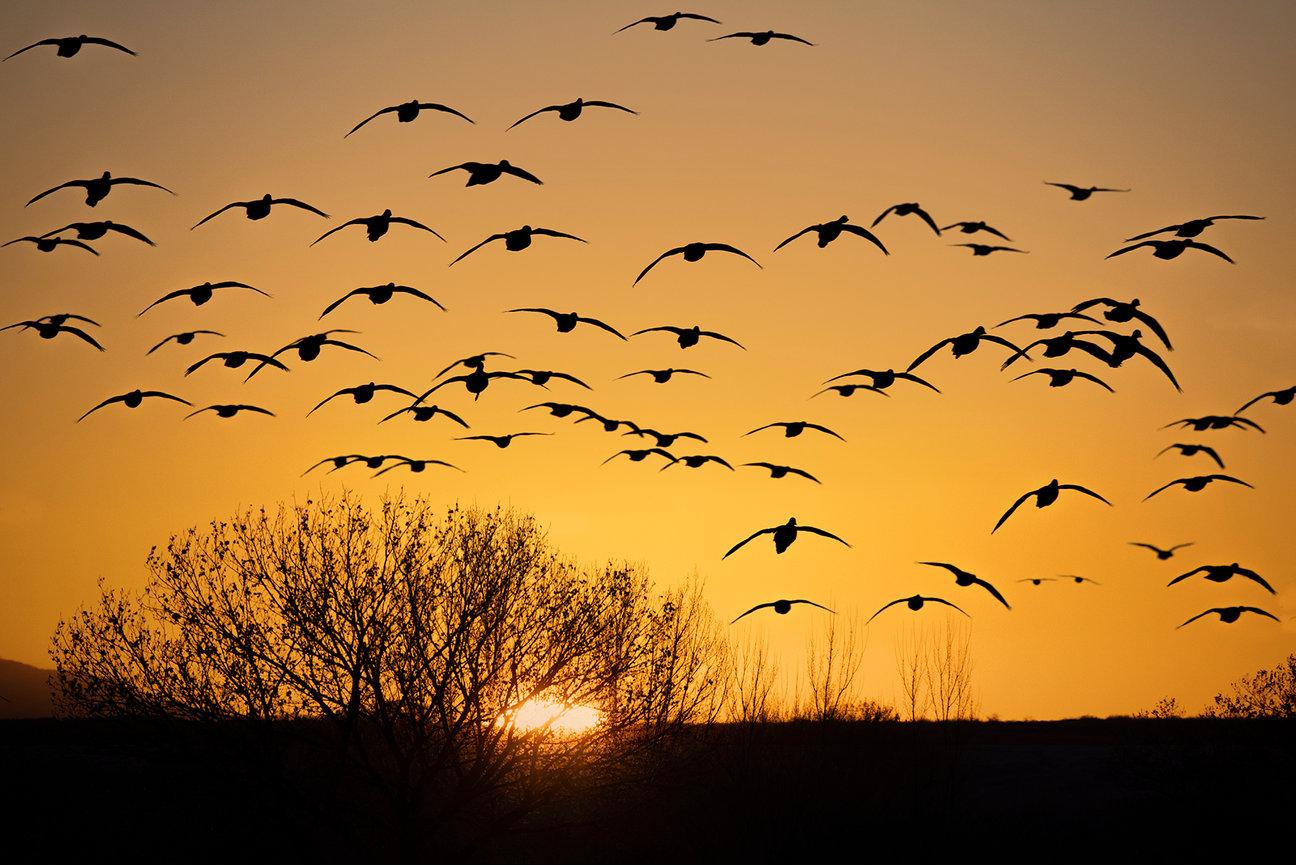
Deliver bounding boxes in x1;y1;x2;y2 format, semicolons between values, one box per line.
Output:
506;698;601;735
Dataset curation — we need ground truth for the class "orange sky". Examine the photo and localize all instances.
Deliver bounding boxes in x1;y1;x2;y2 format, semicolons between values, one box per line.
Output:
2;0;1294;719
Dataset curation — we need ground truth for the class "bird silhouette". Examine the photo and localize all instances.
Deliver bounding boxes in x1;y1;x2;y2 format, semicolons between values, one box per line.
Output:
40;221;154;246
185;404;275;420
908;326;1022;372
344;100;473;137
1069;298;1172;350
1236;386;1295;415
450;226;585;265
508;98;637;130
138;282;269;316
1177;606;1279;628
507;308;626;339
633;242;761;285
624;428;706;448
192;194;328;228
1045;182;1129;200
27;171;174;207
812;384;889;399
743;421;844;441
255;331;377;374
992;479;1112;533
1157;443;1225;470
1069;329;1180;391
723;517;849;558
186;351;288;376
1144;474;1253;500
952;243;1028;256
1168;564;1275;595
823;368;940;393
618;368;710;383
603;448;676;466
773;216;888;254
997;330;1111;371
662;454;734;471
1129;542;1193;560
940;221;1011;240
513;368;591;389
78;389;190;421
521;401;597;420
1;319;103;350
372;457;465;477
1163;415;1263;433
1124;215;1263;241
615;13;721;33
457;432;553;448
632;325;745;349
319;283;445;318
576;413;642;434
429;160;543;187
866;595;968;624
731;599;834;624
1061;575;1102;585
872;203;941;235
1010;368;1114;392
379;403;469;427
917;562;1011;610
741;463;821;483
1017;578;1057;586
3;236;97;255
437;352;515;378
422;369;529;400
995;311;1099;330
709;30;814;46
308;383;417;416
302;455;387;475
5;35;136;60
1107;239;1233;263
311;210;444;245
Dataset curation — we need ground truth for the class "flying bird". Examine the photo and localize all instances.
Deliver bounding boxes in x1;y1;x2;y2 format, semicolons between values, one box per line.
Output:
1144;474;1254;501
602;448;676;466
1157;443;1225;470
1106;239;1233;263
866;595;968;625
428;160;543;187
1177;606;1279;629
813;383;889;399
5;35;136;60
908;326;1022;372
507;308;626;339
624;428;707;448
1124;215;1263;241
137;282;268;316
615;13;721;33
633;242;761;285
513;368;591;389
632;325;745;349
823;368;940;393
1010;368;1114;392
185;351;288;376
40;221;154;246
952;244;1027;256
940;221;1011;240
1168;564;1276;595
871;203;941;235
1068;329;1181;391
1044;182;1129;200
661;454;734;471
302;455;387;475
773;216;888;254
372;457;465;477
450;226;585;265
185;404;275;420
3;236;97;255
709;30;814;46
618;368;710;384
422;369;530;400
27;171;174;208
992;479;1112;533
722;517;849;558
995;311;1099;330
1163;415;1263;433
508;98;637;130
1129;542;1193;560
319;283;445;318
743;421;844;441
740;463;821;483
308;383;417;416
731;599;835;624
1236;386;1295;415
456;432;553;448
1069;298;1172;350
77;389;190;421
311;210;443;245
436;352;515;378
250;331;377;377
344;100;473;137
379;403;469;427
521;401;597;420
1017;578;1057;586
192;194;328;228
1;319;103;350
917;562;1011;610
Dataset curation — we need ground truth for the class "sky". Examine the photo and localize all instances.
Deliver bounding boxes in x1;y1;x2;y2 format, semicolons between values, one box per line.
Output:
2;0;1294;720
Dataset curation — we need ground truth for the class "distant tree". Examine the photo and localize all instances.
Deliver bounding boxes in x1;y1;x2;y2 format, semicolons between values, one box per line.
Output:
50;492;725;856
804;609;866;721
893;619;978;721
1203;654;1296;718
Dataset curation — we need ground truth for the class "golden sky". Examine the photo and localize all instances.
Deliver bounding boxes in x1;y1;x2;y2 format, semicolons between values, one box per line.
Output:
2;0;1294;719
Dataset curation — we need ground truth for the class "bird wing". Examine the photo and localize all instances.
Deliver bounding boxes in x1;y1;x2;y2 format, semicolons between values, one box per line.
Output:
699;330;746;349
797;526;850;547
1129;309;1172;350
389;217;445;241
310;220;361;246
114;177;175;195
344;106;396;137
918;561;964;579
77;394;126;421
60;325;104;350
1071;370;1114;392
584;100;637;114
500;163;544;184
5;40;61;60
773;226;815;251
1209;474;1253;488
866;598;909;624
83;37;136;55
318;289;366;319
1123;224;1177;242
1176;610;1213;629
705;243;761;268
529;228;586;242
506;106;553;130
1105;242;1150;259
449;234;504;266
1240;606;1280;621
1059;484;1113;505
633;248;683;285
137;288;192;316
906;338;952;372
804;422;845;441
971;577;1012;610
723;527;776;559
839;224;890;254
913;207;941;234
871;205;899;227
274;198;329;218
991;491;1035;533
1235;568;1277;594
26;179;84;206
1143;480;1180;501
773;33;815;45
1186;240;1234;263
1130;344;1181;391
191;202;242;229
730;602;777;624
577;316;628;340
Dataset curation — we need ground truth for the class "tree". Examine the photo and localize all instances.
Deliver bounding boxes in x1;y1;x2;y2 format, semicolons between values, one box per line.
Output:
51;492;725;856
1203;653;1296;718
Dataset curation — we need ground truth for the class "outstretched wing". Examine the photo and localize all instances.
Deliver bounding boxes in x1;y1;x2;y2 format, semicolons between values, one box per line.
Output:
722;527;776;559
991;491;1035;533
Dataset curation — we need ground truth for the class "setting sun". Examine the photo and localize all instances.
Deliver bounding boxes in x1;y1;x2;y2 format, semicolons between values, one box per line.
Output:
505;698;601;735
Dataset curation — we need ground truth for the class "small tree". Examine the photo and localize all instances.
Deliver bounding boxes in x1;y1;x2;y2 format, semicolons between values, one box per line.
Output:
1203;654;1296;718
925;619;979;721
804;609;865;721
51;492;724;855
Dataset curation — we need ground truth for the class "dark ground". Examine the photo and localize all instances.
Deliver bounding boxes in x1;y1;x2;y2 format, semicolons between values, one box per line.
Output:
2;715;1291;863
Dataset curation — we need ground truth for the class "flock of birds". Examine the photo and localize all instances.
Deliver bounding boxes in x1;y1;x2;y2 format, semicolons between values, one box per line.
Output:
4;13;1291;642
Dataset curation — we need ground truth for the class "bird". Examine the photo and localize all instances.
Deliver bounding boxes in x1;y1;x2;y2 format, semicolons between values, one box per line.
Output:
908;326;1023;372
513;368;591;389
603;448;676;466
308;383;417;416
623;428;706;448
77;389;190;421
730;599;835;624
632;325;745;350
917;562;1011;610
1010;368;1114;392
872;203;941;235
633;242;761;285
1106;239;1233;263
952;244;1028;256
773;216;888;254
344;100;473;137
1168;564;1276;595
1044;182;1129;200
319;283;445;318
812;384;889;399
1069;298;1172;350
1236;386;1295;415
301;454;387;475
1129;542;1194;560
5;35;136;61
1016;578;1057;586
437;352;515;378
1124;215;1263;241
26;171;174;207
995;311;1099;330
450;226;585;265
866;595;968;625
743;421;844;441
709;30;814;46
311;210;444;245
661;454;734;471
379;403;469;427
1061;576;1102;585
372;457;465;477
39;221;154;246
3;236;98;255
507;98;637;130
740;463;821;483
138;282;269;316
185;404;275;420
192;194;328;228
428;160;543;187
457;432;553;448
506;308;626;339
1163;415;1263;433
422;369;530;400
618;368;710;384
1068;329;1181;391
1;319;103;350
992;479;1112;533
521;401;597;420
823;368;940;393
250;331;377;378
186;351;288;376
997;331;1111;370
1157;443;1225;470
722;518;849;558
615;13;722;33
576;413;642;434
1144;475;1253;501
940;221;1012;240
1177;606;1280;628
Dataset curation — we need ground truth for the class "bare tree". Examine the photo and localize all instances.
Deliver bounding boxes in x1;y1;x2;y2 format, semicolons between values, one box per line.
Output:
804;609;866;721
925;619;979;721
725;628;780;723
894;623;929;721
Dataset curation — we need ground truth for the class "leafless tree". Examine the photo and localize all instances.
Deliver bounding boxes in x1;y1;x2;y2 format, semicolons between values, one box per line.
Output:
925;619;979;721
894;623;929;721
804;609;867;721
725;628;781;723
